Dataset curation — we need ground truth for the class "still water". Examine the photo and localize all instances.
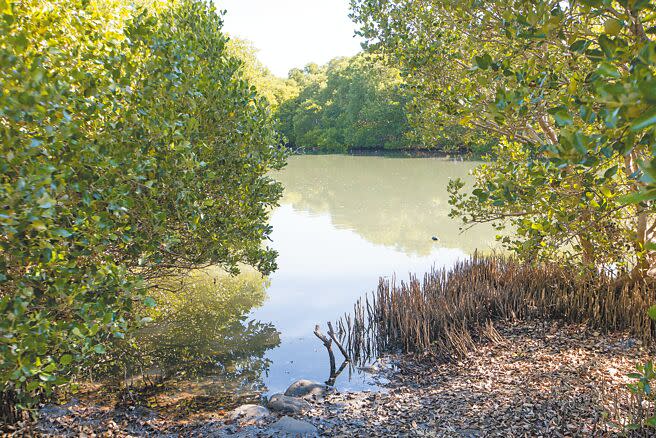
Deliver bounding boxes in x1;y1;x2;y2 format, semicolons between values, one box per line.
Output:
136;154;498;406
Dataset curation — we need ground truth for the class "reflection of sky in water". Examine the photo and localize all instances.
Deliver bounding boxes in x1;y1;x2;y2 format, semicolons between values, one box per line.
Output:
252;205;470;394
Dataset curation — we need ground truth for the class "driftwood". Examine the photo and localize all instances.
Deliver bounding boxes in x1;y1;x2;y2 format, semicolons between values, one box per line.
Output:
314;324;336;383
314;323;353;386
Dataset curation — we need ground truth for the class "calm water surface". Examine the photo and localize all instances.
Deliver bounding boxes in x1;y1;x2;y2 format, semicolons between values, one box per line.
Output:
136;154;498;404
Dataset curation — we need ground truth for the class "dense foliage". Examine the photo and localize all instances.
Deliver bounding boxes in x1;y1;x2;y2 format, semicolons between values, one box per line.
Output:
0;0;285;416
351;0;656;277
277;55;415;152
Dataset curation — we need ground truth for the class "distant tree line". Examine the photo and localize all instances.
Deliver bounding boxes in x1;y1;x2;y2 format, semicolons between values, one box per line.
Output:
242;54;493;154
276;55;413;152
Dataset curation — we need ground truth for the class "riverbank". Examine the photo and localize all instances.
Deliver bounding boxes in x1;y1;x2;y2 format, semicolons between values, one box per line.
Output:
291;147;484;159
13;319;649;437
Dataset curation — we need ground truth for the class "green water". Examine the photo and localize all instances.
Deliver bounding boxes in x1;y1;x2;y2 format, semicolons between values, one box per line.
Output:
276;154;496;255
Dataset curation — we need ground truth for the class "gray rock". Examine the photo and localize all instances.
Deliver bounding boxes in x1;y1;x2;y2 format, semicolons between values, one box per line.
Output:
267;393;310;414
228;404;271;425
200;424;263;438
284;379;328;400
268;416;318;436
39;404;69;419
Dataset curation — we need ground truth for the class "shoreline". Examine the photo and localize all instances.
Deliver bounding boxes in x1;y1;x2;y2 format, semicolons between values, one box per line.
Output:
289;147;485;159
19;319;649;437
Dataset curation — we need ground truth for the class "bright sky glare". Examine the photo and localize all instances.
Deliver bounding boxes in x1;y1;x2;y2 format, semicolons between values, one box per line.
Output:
215;0;363;78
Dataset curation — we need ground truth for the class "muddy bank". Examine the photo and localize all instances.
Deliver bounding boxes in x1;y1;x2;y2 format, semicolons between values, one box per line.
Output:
309;320;650;436
6;320;651;437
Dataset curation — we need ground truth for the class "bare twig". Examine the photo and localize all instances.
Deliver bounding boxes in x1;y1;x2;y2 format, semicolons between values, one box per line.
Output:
327;321;350;361
314;324;336;383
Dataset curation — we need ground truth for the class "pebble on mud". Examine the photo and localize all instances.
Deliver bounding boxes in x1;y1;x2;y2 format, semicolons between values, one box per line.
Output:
268;415;318;437
228;404;271;425
284;379;328;400
267;393;311;414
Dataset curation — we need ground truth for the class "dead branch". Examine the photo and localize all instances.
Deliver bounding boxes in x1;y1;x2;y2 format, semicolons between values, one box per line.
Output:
327;321;351;361
314;324;336;383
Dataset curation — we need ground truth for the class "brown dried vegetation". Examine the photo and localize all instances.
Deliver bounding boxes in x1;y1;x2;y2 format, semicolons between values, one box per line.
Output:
337;255;656;363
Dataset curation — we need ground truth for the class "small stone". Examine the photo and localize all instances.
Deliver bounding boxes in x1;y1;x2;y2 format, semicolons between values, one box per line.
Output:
267;393;311;414
39;404;69;419
269;416;318;436
284;379;328;400
228;404;270;425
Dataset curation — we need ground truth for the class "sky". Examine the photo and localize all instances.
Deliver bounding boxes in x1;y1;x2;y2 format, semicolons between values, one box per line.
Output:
216;0;364;77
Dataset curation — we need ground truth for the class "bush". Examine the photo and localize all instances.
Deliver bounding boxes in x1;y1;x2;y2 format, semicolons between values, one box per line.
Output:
0;0;285;419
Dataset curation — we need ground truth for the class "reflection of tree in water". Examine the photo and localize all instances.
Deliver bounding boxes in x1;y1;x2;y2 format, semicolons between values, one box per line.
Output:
126;268;279;402
275;155;497;256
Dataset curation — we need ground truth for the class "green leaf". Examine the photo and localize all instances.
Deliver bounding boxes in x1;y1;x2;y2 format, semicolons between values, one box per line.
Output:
631;108;656;131
604;165;618;179
0;0;12;16
596;62;620;78
52;228;73;238
639;79;656;103
619;189;656;204
60;354;73;366
631;0;651;12
551;109;573;127
474;54;492;69
93;344;106;354
569;40;590;53
647;305;656;321
598;35;615;58
573;132;588;155
26;381;40;392
143;297;157;308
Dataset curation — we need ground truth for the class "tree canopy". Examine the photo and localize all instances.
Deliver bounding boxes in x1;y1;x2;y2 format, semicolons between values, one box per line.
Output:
277;55;415;152
351;0;656;277
0;0;285;415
